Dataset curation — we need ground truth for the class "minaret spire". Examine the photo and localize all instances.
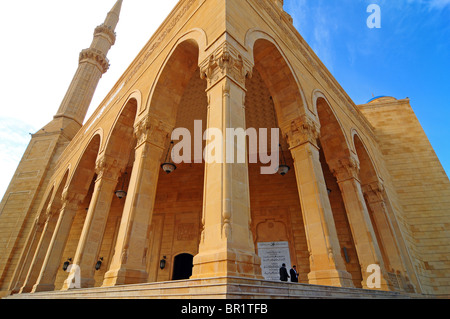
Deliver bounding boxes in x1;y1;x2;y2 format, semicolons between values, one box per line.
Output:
53;0;123;128
105;0;123;30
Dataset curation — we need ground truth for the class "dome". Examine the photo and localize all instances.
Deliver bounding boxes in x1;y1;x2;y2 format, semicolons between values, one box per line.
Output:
366;96;398;104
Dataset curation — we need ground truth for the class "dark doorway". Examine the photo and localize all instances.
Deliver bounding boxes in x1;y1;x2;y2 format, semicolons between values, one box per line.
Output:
172;253;194;280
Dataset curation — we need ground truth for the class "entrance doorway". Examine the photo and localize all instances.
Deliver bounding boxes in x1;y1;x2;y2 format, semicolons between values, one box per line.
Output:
172;253;194;280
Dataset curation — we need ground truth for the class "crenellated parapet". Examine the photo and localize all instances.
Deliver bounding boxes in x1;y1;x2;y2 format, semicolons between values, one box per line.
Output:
79;48;110;74
94;23;117;46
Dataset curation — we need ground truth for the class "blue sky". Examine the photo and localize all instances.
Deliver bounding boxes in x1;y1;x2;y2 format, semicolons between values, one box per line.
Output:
284;0;450;176
0;1;448;199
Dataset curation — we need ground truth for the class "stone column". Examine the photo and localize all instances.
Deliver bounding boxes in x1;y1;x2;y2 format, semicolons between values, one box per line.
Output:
330;157;391;290
102;117;171;287
31;192;81;293
62;155;122;290
362;182;402;270
18;207;58;293
282;116;354;287
362;181;415;291
191;42;262;279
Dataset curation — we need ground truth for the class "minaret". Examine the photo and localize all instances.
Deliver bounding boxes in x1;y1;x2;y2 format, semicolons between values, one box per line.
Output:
54;0;123;127
0;1;123;294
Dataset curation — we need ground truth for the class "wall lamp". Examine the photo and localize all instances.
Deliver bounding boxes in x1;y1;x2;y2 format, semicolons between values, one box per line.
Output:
115;172;128;199
160;256;167;270
62;258;72;271
95;257;104;271
342;247;350;263
161;141;177;174
277;144;290;176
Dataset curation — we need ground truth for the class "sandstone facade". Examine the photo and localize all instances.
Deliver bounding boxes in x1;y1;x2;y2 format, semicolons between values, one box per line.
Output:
1;0;449;298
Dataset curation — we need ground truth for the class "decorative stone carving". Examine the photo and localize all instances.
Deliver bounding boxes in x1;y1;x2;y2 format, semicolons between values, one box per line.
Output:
44;204;56;222
222;210;232;239
94;23;117;45
330;155;361;183
362;181;386;204
176;223;196;241
282;115;321;149
95;154;124;182
79;48;110;74
61;187;84;209
133;116;173;149
200;42;253;88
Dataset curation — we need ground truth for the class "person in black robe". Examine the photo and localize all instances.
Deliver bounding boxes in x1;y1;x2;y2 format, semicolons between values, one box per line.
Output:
279;263;290;282
290;265;299;283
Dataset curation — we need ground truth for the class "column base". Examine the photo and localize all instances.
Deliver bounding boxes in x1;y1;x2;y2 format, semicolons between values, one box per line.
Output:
102;267;148;287
191;249;264;280
308;269;355;288
18;285;34;294
31;283;55;293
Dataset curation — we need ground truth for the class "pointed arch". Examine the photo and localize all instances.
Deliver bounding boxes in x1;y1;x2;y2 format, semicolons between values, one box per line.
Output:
66;133;101;197
35;186;55;227
315;95;352;163
352;131;380;185
144;29;206;125
102;97;139;169
50;169;70;213
246;29;309;127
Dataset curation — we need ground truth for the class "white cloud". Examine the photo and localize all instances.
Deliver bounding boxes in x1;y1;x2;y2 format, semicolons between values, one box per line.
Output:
428;0;450;9
405;0;450;9
0;118;38;198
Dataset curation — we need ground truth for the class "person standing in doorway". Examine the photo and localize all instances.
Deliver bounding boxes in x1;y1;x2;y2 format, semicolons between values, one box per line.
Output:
290;265;299;283
280;263;290;282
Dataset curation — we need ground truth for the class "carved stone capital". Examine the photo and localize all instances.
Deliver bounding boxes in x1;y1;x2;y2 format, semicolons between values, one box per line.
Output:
329;155;361;183
282;115;321;149
133;116;173;149
200;42;253;89
79;48;110;74
95;155;123;182
61;187;84;209
44;204;57;221
34;215;45;228
94;23;117;45
362;180;385;204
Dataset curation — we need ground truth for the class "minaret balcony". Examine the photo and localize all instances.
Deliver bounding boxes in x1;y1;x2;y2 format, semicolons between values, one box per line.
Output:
79;48;110;74
94;23;117;46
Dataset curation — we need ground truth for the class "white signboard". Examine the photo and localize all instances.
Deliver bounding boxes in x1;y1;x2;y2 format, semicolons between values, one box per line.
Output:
257;241;291;281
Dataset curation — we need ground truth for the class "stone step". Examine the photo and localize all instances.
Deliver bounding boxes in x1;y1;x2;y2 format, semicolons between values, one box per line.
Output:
4;277;426;299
